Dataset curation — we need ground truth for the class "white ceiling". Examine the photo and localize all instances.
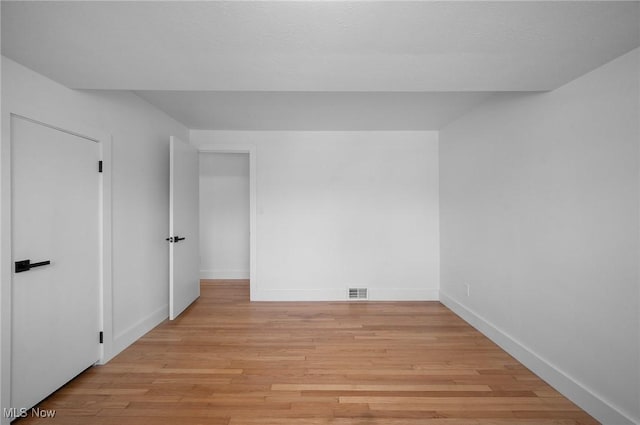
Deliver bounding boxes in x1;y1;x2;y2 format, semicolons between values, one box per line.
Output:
2;1;639;130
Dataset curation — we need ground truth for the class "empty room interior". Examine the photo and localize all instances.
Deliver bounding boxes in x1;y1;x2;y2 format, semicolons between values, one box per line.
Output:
1;1;639;425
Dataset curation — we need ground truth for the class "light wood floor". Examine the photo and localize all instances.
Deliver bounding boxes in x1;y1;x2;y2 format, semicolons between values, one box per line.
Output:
18;280;599;425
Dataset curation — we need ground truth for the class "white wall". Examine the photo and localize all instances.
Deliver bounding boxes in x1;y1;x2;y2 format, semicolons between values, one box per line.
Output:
439;49;639;425
192;131;440;301
1;57;188;421
199;153;249;279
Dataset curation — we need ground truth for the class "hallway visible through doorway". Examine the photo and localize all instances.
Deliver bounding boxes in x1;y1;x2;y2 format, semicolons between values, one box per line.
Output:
199;153;250;281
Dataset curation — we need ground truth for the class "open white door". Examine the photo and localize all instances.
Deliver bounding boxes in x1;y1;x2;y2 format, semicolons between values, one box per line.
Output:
169;136;200;320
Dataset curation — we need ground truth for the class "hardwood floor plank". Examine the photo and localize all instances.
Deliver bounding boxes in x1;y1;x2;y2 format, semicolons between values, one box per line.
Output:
272;384;492;392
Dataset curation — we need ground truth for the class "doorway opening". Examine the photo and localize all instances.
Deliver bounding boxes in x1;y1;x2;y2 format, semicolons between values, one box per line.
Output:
199;152;251;298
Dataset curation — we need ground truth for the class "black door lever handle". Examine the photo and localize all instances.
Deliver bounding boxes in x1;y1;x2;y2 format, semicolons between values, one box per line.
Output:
166;236;185;243
15;259;51;273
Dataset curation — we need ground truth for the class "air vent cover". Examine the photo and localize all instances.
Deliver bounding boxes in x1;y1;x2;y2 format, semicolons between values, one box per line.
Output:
348;288;368;300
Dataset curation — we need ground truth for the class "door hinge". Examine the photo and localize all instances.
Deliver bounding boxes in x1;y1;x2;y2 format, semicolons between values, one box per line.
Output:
99;331;104;344
98;161;103;173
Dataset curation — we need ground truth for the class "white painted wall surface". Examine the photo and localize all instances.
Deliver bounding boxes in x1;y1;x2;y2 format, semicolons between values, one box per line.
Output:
439;49;639;425
199;153;250;279
192;131;440;301
1;57;188;420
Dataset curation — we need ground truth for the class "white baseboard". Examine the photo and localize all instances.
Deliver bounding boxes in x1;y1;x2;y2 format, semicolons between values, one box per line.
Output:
106;304;168;362
200;269;249;279
372;287;439;301
251;288;439;302
439;291;637;425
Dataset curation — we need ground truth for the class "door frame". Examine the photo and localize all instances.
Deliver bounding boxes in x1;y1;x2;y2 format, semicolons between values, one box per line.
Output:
197;144;257;299
1;108;113;423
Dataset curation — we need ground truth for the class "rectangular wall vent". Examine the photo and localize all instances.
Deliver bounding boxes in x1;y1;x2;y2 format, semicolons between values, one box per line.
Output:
348;288;368;300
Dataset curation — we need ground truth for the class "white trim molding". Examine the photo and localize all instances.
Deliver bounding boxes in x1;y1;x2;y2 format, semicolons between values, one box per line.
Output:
110;305;168;360
439;291;637;425
196;143;257;300
252;288;439;302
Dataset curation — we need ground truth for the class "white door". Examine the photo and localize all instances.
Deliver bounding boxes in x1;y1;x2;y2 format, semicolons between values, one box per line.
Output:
11;116;101;411
169;136;200;320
